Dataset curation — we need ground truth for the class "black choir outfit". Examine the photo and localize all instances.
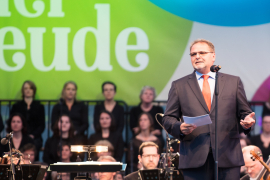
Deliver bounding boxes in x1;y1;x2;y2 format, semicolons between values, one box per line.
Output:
10;100;45;154
51;101;88;135
42;135;84;165
0;134;35;156
129;105;164;134
94;101;125;133
88;131;124;162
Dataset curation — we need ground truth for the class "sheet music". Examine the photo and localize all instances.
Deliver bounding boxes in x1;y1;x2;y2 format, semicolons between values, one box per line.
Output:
183;114;212;127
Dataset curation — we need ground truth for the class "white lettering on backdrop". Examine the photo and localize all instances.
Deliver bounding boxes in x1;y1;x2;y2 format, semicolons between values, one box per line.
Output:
0;2;149;72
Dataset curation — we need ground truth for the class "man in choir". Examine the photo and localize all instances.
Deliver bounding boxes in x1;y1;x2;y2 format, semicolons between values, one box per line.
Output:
241;145;269;180
124;142;160;180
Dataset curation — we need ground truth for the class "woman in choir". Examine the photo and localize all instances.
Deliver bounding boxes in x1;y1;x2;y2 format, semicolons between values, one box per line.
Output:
89;110;124;161
43;114;83;165
0;113;34;156
127;112;162;172
51;81;88;136
10;80;45;158
93;81;124;133
129;86;164;136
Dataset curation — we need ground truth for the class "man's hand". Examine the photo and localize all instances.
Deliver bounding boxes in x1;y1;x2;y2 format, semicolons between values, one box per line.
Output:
180;123;197;135
240;112;255;129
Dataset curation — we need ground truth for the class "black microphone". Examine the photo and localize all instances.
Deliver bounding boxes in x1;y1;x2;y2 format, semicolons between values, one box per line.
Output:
1;138;8;145
210;65;221;72
1;132;13;145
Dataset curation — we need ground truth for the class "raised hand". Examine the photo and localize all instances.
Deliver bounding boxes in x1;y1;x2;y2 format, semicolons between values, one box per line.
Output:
240;112;255;129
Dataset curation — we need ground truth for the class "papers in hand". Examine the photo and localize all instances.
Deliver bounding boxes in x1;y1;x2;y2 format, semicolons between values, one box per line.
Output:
183;114;212;127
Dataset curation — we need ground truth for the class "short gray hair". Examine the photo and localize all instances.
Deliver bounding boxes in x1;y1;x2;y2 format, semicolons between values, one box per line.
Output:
140;86;156;100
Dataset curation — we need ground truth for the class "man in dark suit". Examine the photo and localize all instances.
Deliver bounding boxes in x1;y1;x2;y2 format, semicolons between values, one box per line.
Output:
162;39;255;180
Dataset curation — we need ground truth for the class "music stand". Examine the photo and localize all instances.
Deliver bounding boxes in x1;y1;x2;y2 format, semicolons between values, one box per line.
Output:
139;169;184;180
0;164;45;180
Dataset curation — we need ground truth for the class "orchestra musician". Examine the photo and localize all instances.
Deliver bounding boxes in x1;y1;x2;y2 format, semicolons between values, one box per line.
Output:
241;145;270;180
124;142;160;180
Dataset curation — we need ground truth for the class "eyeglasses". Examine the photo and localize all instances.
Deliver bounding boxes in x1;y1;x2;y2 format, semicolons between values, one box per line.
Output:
189;51;213;57
142;154;159;159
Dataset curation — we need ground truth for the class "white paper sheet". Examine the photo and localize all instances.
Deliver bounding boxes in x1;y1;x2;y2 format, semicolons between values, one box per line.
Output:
183;114;212;127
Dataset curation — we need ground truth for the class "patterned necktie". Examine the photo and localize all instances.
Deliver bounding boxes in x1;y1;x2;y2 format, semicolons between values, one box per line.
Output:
202;75;211;111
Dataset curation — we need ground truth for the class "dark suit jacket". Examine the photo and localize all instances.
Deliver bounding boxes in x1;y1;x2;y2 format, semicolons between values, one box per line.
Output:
162;71;253;169
124;171;139;180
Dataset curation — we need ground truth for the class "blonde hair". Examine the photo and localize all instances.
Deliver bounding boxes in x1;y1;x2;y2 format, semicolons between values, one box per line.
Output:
61;81;77;99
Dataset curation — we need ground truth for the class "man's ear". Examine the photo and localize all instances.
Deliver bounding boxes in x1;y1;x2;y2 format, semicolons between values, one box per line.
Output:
138;155;142;163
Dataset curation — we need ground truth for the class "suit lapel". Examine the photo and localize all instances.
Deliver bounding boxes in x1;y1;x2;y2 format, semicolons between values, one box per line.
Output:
187;72;210;113
210;73;225;114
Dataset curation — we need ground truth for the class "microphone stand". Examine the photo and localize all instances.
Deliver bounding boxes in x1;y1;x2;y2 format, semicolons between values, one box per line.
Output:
214;71;219;180
8;137;15;180
165;134;174;180
155;114;175;180
59;99;64;163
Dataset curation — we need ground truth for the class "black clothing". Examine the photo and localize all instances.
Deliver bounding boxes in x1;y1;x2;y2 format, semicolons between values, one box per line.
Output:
249;135;270;162
0;134;35;156
124;171;139;180
51;101;88;135
94;102;125;133
127;138;162;172
10;100;45;138
43;135;84;165
88;131;124;161
129;105;164;133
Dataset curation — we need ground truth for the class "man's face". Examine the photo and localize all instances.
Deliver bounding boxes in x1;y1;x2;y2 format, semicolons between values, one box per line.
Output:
98;159;116;180
138;146;160;170
190;42;215;74
244;153;263;178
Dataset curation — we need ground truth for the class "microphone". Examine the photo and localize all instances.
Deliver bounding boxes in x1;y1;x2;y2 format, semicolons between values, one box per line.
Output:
1;132;13;145
1;138;8;145
210;65;221;72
